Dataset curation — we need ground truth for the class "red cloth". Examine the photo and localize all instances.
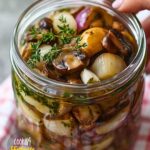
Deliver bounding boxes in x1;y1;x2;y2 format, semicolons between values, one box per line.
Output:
0;76;150;149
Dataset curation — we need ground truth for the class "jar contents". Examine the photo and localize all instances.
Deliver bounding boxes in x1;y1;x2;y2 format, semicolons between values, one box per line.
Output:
13;6;142;150
20;6;136;84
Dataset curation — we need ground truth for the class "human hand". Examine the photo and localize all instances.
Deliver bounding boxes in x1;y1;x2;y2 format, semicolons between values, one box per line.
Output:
112;0;150;12
112;0;150;73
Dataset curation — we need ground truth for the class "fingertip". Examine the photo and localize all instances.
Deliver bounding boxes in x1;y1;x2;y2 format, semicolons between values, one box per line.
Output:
112;0;124;9
112;0;134;13
112;0;150;13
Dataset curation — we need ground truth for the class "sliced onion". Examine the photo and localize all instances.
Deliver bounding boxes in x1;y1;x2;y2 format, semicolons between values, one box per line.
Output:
43;114;76;137
95;104;130;135
80;69;100;84
20;91;72;116
18;96;42;125
20;91;50;114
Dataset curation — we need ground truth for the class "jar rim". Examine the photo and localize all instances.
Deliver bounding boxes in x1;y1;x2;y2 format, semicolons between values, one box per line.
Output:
11;0;146;93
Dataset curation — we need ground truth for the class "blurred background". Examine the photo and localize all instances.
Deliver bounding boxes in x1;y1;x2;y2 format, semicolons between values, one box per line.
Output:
0;0;35;83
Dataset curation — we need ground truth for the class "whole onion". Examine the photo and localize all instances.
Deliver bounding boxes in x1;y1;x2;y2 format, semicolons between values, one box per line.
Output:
75;7;95;32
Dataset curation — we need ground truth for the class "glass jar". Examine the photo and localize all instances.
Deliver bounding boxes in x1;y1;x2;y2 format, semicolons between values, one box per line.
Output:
10;0;147;149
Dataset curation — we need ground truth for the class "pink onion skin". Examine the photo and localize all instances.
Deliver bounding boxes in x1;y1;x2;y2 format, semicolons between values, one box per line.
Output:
75;7;94;33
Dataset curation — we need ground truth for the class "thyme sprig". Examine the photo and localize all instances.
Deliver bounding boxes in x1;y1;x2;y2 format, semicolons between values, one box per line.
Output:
43;44;61;63
27;31;56;68
59;15;67;24
26;15;87;68
58;24;75;35
27;49;41;68
42;31;56;42
27;41;42;68
30;26;41;36
31;40;42;50
58;15;75;44
75;37;87;50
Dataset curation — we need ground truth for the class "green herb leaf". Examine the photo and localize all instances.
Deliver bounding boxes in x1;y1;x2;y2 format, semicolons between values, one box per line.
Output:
60;34;72;44
59;15;67;24
49;102;59;114
75;36;87;49
30;26;41;35
42;32;56;42
58;15;75;44
31;40;42;51
27;49;41;68
43;44;61;63
18;82;31;96
61;121;71;127
26;40;42;68
58;24;75;35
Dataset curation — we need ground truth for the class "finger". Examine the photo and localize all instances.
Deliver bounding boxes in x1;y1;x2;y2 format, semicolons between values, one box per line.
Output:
141;16;150;73
112;0;150;13
141;16;150;38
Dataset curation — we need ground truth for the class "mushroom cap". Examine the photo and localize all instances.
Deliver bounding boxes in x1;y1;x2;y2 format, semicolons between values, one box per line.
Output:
52;50;88;75
79;27;107;57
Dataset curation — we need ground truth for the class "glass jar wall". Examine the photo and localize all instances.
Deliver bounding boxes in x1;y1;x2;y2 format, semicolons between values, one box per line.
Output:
10;0;146;149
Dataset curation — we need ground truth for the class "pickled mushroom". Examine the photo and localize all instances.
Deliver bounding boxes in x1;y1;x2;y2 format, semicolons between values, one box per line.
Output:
39;18;53;30
72;104;101;125
14;5;138;149
79;27;107;57
52;50;88;74
107;29;133;57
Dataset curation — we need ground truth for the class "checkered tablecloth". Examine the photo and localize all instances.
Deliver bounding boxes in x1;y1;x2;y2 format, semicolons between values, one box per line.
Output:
0;76;150;150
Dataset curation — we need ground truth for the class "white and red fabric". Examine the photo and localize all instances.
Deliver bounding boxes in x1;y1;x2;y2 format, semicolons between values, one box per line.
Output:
0;76;150;150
